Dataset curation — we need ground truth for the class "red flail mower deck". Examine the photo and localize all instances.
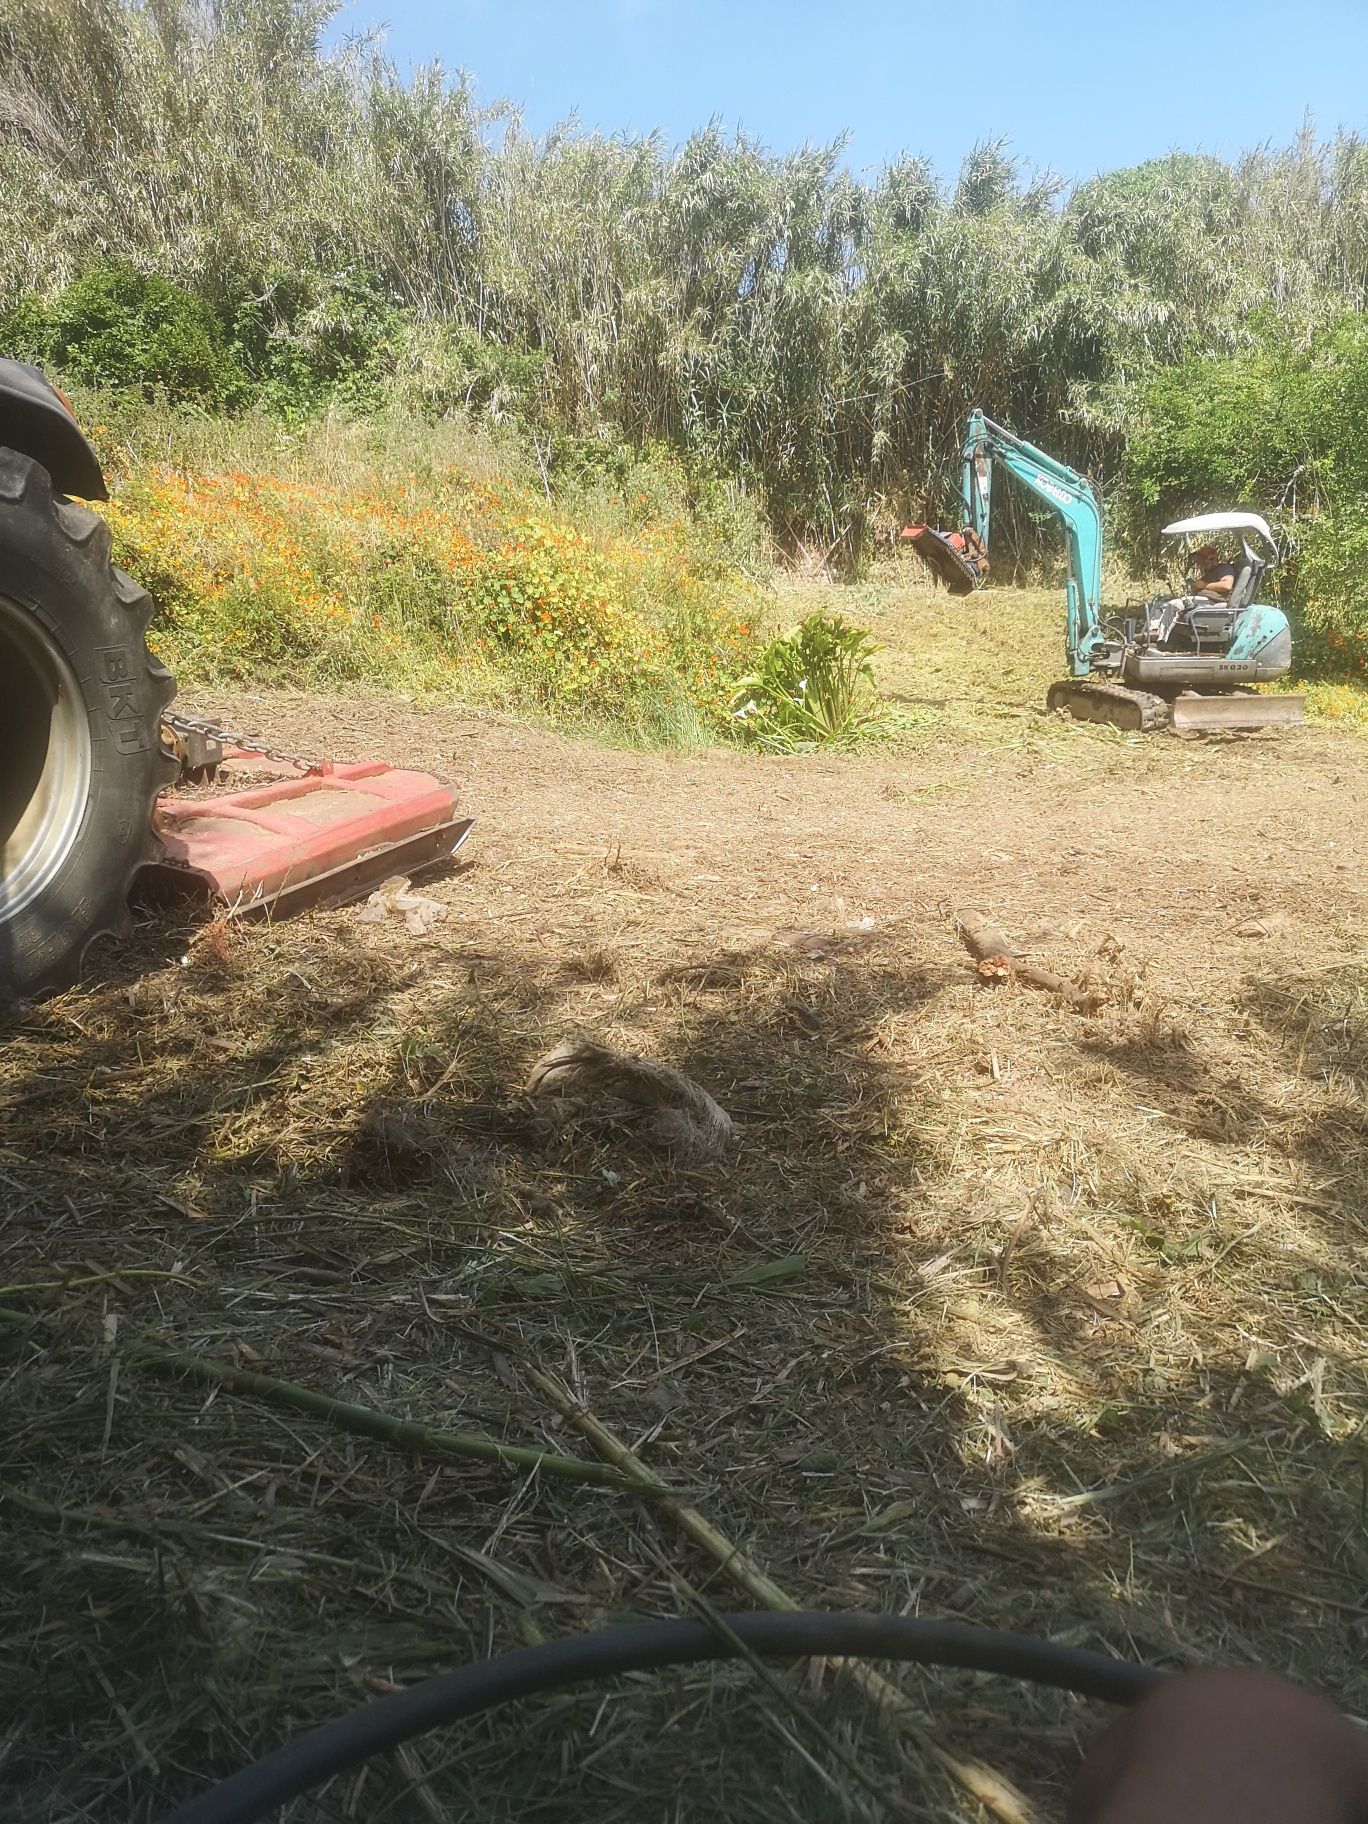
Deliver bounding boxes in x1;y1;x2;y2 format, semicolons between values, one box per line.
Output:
897;525;982;595
148;755;474;917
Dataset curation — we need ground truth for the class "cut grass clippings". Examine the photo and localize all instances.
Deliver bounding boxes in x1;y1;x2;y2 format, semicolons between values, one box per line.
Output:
4;689;1366;1820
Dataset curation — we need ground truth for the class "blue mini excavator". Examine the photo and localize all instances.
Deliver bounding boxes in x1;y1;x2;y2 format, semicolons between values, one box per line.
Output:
917;410;1305;734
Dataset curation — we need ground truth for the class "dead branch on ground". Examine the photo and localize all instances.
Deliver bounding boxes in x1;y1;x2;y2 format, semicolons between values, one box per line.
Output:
955;909;1099;1012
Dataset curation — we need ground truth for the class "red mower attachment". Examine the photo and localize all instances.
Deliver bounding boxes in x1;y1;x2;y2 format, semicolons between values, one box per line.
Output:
897;524;986;595
147;753;474;918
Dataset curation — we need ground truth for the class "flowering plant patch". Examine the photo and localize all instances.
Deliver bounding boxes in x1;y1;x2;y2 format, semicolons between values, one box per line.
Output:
103;461;761;729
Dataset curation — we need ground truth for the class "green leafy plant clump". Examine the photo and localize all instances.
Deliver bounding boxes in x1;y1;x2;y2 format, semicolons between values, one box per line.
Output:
226;266;404;417
4;260;248;408
732;612;890;751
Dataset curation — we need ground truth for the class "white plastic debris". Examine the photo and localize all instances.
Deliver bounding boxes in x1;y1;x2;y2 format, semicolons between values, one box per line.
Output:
358;874;449;936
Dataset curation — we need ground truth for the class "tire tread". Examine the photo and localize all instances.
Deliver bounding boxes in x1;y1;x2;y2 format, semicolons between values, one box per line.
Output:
0;448;176;1001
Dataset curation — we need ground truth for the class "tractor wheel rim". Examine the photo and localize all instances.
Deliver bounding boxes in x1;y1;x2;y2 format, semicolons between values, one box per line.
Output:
0;594;93;923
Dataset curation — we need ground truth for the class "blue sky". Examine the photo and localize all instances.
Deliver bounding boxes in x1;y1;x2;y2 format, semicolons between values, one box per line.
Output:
331;0;1368;184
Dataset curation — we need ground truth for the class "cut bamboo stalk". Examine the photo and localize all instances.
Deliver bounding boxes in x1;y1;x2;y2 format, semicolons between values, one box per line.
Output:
123;1339;660;1494
0;1306;652;1495
522;1361;1037;1824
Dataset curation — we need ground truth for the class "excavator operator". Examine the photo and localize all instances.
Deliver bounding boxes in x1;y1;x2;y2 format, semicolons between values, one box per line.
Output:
1188;541;1236;600
1155;542;1237;643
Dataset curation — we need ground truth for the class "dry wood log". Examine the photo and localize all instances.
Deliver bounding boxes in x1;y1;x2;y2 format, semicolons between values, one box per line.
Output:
526;1036;734;1159
955;910;1099;1012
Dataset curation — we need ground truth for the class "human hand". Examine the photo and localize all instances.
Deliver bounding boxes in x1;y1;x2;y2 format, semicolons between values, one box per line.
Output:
1068;1668;1368;1824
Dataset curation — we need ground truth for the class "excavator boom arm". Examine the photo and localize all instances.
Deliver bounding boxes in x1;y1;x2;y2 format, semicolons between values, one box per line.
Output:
961;410;1105;676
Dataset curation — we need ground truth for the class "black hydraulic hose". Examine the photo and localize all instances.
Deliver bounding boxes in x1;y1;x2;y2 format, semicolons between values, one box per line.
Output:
165;1610;1167;1824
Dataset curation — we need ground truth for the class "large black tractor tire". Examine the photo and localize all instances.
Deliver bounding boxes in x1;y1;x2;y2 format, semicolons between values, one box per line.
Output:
0;448;175;1007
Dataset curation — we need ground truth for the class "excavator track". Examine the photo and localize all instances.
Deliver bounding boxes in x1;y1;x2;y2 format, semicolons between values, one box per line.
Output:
1045;678;1169;733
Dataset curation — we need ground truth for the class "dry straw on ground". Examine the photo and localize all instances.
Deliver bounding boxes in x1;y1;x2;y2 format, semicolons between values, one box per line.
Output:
3;676;1366;1823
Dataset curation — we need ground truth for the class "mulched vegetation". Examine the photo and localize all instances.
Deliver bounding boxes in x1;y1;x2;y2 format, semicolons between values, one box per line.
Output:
3;677;1366;1823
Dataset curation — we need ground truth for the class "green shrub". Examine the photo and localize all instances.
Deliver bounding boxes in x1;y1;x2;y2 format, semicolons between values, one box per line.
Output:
228;266;405;416
4;261;247;408
465;517;654;711
1123;331;1321;543
1288;502;1368;676
732;612;888;750
392;321;546;422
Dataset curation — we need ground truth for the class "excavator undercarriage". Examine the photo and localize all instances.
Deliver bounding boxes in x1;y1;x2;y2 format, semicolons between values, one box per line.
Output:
1044;679;1305;736
1044;679;1170;732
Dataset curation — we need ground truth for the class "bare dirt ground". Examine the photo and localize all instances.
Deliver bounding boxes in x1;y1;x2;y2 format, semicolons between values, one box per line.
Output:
4;662;1367;1823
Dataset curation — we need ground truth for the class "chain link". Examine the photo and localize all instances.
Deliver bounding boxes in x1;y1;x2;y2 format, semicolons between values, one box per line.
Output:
163;711;325;774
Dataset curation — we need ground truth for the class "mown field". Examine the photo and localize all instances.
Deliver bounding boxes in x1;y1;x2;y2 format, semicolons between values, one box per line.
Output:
3;567;1365;1823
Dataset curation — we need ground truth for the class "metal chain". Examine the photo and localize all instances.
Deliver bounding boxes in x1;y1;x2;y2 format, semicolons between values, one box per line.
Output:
162;710;324;774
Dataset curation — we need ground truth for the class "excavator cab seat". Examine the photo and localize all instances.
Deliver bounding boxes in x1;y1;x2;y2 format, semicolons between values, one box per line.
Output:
1223;552;1265;613
1185;601;1239;645
1182;549;1265;645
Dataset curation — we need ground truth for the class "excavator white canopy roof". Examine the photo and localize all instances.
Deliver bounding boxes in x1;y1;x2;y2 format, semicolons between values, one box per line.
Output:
1162;510;1277;551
